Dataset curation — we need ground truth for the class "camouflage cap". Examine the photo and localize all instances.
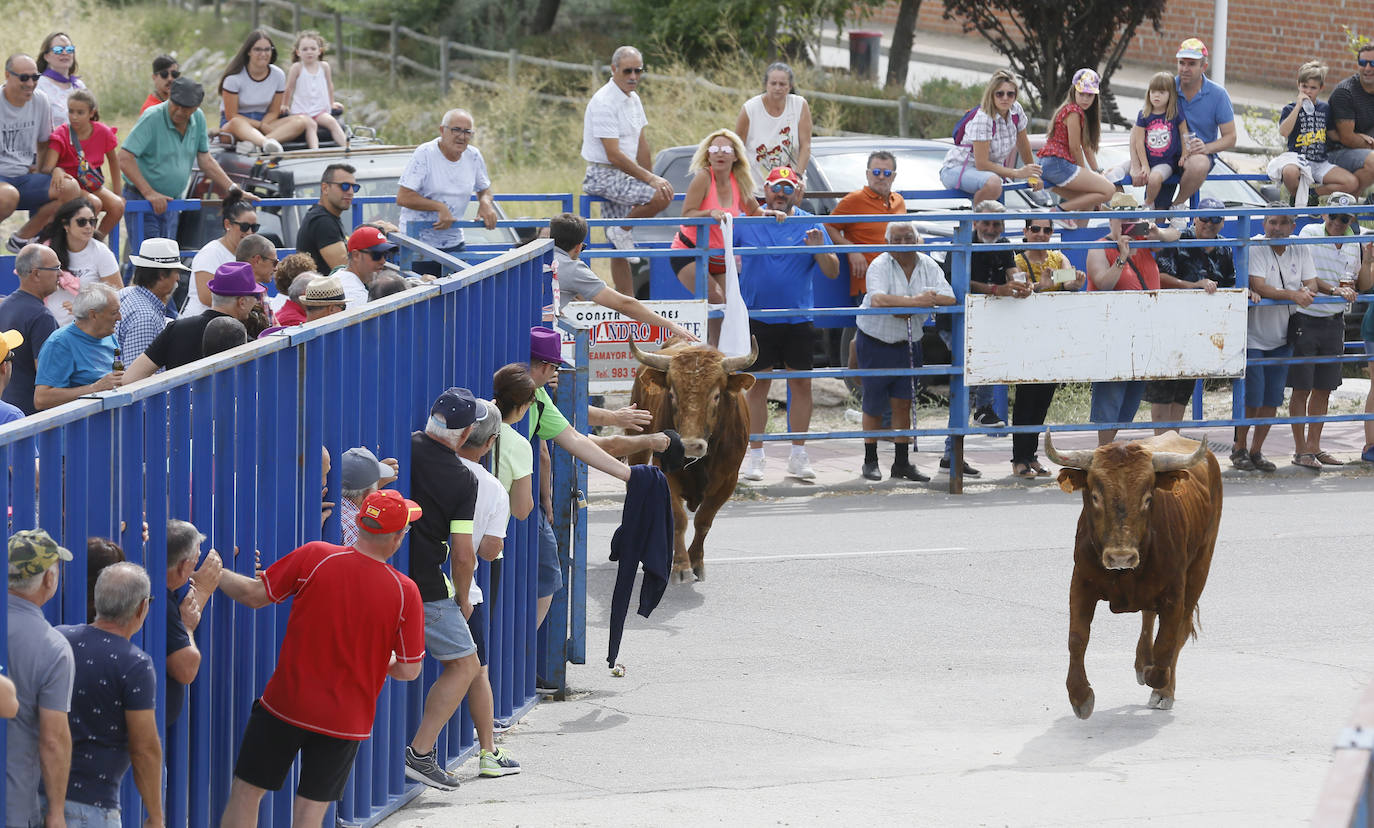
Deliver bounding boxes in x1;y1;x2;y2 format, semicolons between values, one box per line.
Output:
8;529;72;579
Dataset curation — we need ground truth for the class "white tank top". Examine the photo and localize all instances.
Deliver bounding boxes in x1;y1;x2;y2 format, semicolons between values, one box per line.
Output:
742;93;805;195
288;63;331;116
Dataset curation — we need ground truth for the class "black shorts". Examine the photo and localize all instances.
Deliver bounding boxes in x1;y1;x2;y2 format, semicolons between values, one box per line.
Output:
1287;313;1344;391
748;320;814;371
467;599;489;667
1142;379;1196;406
233;701;362;803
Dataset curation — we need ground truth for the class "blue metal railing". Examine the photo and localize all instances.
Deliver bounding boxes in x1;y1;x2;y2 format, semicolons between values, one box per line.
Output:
0;237;550;826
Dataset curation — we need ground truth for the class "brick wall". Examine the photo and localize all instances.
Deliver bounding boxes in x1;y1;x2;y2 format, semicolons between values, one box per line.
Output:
858;0;1368;91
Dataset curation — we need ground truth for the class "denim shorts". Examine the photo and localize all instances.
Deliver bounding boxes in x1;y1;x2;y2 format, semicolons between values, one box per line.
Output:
220;108;267;126
1245;345;1292;408
939;163;1000;196
1039;156;1082;187
537;511;563;598
0;172;55;211
1089;380;1146;425
1329;146;1374;174
423;598;478;661
62;800;120;828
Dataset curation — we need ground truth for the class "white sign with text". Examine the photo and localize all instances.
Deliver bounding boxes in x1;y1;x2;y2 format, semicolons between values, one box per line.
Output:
560;301;709;392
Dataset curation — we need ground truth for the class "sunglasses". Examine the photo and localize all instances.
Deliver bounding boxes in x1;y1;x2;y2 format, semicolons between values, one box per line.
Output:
328;180;361;193
50;45;76;55
622;66;646;75
707;146;735;155
443;126;474;137
1360;58;1374;68
32;265;62;273
1025;224;1052;233
869;168;894;178
994;90;1017;98
769;183;796;195
156;69;181;79
232;221;261;234
365;250;389;261
1330;214;1353;225
8;72;40;83
1198;216;1224;225
71;217;96;228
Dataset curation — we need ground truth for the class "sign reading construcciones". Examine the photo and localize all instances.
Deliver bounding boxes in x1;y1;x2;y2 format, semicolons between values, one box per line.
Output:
964;290;1248;384
560;300;708;392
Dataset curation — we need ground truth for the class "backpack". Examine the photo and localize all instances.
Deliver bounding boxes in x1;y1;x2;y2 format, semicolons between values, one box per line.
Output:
952;107;1021;146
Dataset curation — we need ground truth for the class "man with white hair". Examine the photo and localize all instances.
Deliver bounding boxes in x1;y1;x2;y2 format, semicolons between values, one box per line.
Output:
455;400;520;777
339;446;399;547
122;261;265;380
56;562;162;827
397;108;498;278
403;386;487;791
32;281;122;410
856;221;955;482
580;45;675;294
6;528;76;828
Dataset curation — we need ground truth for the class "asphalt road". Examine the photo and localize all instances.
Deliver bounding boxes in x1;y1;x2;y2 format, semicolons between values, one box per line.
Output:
387;474;1374;826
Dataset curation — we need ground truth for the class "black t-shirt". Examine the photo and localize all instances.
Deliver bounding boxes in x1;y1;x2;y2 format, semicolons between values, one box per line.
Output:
941;237;1015;287
1156;228;1236;287
297;203;347;274
143;309;231;370
165;585;192;726
407;431;478;603
1328;75;1374;142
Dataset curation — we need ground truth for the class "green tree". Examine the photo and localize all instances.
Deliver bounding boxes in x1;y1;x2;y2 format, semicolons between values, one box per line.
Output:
939;0;1166;122
629;0;885;66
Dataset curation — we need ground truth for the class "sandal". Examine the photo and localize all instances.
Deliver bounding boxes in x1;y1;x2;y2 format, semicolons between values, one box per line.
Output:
1028;460;1051;477
1012;462;1037;479
1292;453;1322;471
1229;447;1254;471
1249;451;1277;473
1314;451;1345;466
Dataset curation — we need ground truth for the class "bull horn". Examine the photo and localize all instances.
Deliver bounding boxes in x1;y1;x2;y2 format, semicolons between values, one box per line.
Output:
1044;431;1095;470
720;336;760;373
1150;438;1208;472
628;338;672;371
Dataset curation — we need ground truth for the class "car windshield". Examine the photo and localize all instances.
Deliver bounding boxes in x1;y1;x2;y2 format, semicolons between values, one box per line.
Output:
813;150;970;212
1096;145;1266;207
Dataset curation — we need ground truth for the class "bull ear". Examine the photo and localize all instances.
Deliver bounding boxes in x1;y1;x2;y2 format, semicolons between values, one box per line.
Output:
1153;470;1189;493
1057;468;1087;493
727;373;755;393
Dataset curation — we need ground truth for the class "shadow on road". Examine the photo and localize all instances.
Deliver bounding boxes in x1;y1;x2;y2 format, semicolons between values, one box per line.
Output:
1000;704;1175;774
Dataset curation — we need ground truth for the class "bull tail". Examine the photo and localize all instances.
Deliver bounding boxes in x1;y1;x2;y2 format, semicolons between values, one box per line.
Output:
1188;603;1201;642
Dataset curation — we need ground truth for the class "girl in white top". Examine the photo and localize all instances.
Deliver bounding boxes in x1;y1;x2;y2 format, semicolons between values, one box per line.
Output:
938;69;1043;206
42;199;121;326
35;32;85;127
283;31;348;150
185;194;258;316
218;29;313;154
735;62;813;198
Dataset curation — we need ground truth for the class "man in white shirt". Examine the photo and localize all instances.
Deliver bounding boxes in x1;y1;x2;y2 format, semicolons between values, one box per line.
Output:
1289;192;1368;468
337;226;395;308
579;45;674;295
397;108;498;278
1231;212;1316;473
855;221;954;482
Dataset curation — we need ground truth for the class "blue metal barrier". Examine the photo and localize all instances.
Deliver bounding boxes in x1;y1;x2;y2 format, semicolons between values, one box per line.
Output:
0;237;549;827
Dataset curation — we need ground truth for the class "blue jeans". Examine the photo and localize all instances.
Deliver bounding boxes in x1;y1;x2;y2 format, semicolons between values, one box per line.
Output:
55;800;119;827
943;385;999;460
1090;381;1147;425
122;186;180;246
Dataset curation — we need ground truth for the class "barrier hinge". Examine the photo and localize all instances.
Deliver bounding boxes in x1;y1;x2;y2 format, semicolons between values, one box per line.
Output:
1335;726;1374;750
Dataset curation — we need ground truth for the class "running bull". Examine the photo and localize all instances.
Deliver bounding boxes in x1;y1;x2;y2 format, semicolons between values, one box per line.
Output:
1046;430;1222;719
628;338;757;582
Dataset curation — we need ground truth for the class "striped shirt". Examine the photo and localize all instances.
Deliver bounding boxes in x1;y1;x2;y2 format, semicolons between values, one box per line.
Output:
1297;223;1361;318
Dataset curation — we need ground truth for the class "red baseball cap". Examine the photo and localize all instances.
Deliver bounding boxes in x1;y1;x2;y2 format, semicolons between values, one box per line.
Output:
347;226;398;253
765;167;798;184
356;489;422;535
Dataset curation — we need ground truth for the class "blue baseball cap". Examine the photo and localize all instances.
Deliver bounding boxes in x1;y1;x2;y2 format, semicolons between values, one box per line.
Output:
430;387;486;429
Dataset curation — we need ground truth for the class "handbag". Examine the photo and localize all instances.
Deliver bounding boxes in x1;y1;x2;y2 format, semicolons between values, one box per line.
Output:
68;127;105;193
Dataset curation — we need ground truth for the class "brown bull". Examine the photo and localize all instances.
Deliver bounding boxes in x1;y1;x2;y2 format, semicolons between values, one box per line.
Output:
628;338;757;582
1047;430;1222;719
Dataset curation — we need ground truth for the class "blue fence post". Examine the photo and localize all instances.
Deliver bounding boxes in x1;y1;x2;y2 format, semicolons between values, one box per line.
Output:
570;330;589;667
947;218;973;494
1234;215;1253;420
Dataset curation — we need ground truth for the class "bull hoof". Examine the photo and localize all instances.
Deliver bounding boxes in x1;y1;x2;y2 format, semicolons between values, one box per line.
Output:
672;569;692;584
1148;691;1174;710
1071;688;1095;720
692;565;705;582
1144;666;1169;689
1136;668;1147;686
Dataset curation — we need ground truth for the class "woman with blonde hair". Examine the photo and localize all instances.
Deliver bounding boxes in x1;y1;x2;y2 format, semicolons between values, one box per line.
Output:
671;128;781;302
939;69;1042;205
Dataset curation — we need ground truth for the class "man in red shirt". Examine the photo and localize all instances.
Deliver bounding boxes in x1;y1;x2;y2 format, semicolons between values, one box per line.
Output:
217;489;426;828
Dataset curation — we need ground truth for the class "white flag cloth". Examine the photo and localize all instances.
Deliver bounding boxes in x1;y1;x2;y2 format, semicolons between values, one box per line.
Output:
714;212;751;357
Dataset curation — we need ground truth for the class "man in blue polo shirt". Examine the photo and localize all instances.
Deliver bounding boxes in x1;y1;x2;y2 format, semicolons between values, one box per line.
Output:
736;167;839;482
33;283;122;411
1170;37;1236;219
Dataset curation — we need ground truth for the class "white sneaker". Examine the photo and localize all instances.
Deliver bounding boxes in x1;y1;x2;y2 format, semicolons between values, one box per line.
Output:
605;225;635;250
262;138;284;155
741;453;765;481
787;450;816;481
1168;214;1188;232
235;141;258;156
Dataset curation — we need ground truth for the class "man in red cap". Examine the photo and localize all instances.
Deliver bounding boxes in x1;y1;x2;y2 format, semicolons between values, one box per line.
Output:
338;225;397;308
218;488;426;827
122;261;266;381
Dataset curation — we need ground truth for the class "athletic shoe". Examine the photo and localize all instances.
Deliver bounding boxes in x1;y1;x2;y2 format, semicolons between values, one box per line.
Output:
1169;215;1188;232
971;406;1005;428
235;141;258;156
535;675;559;695
262;138;284;154
861;460;881;481
5;235;26;254
404;746;460;791
786;449;816;480
492;718;513;734
479;747;522;777
605;225;635;250
889;462;930;482
939;457;982;478
741;453;765;481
